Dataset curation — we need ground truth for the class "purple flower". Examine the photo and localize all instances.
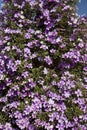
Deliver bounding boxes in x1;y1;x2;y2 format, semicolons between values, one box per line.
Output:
0;40;3;45
22;71;29;78
0;0;87;129
56;36;62;43
40;44;48;50
44;56;52;65
75;89;82;97
50;49;56;54
4;123;12;130
25;33;32;39
29;81;36;88
16;117;29;129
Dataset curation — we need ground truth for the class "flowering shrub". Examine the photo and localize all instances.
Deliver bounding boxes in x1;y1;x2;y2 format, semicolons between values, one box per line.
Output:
0;0;87;130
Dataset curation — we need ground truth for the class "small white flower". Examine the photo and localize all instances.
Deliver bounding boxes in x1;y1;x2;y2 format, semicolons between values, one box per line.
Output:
48;99;54;105
73;18;78;24
21;11;23;14
18;24;23;28
48;125;53;129
78;38;83;42
43;68;48;74
35;30;41;34
56;37;62;43
40;41;44;44
20;15;24;19
7;42;10;45
0;74;5;80
40;44;48;50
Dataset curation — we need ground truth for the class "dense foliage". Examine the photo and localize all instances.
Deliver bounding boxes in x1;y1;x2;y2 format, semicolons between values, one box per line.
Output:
0;0;87;130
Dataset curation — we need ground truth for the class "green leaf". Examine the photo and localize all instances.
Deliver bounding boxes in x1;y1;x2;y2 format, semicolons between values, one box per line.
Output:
17;101;25;112
0;112;8;124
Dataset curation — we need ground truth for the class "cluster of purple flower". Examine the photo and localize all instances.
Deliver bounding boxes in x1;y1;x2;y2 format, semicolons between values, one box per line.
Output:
0;0;87;130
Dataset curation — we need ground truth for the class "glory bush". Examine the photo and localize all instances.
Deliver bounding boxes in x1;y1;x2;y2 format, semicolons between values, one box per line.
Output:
0;0;87;130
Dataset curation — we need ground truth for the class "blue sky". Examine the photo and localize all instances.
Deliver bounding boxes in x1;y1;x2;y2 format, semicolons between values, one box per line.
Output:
0;0;87;16
77;0;87;16
0;0;2;9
